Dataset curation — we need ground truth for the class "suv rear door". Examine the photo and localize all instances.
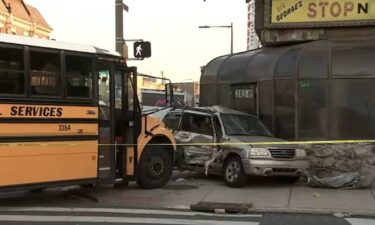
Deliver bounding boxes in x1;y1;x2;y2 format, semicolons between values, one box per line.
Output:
175;113;215;165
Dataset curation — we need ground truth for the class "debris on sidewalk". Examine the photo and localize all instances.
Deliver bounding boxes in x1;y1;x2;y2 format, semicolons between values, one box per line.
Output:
175;178;186;183
333;212;352;218
214;208;226;214
163;184;198;190
308;172;363;189
204;149;223;176
190;201;253;214
175;178;187;183
312;192;321;198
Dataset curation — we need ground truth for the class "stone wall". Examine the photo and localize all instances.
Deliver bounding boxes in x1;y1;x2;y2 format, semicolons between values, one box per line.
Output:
305;143;375;187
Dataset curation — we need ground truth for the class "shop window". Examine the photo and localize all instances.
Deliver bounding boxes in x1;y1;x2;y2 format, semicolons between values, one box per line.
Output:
298;80;328;140
274;79;296;140
332;45;375;77
331;79;375;139
275;47;302;78
200;84;218;107
231;83;257;115
299;43;329;78
258;80;273;133
0;46;24;95
30;51;60;96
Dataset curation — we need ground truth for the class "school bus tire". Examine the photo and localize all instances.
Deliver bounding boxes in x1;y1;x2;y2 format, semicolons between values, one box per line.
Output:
136;145;173;189
29;188;45;193
81;183;96;188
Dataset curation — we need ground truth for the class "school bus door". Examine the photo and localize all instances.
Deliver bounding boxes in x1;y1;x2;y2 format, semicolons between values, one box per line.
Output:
114;67;140;180
98;65;116;185
97;65;140;185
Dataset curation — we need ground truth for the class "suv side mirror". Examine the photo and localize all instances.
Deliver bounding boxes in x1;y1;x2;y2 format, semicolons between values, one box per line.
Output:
165;83;174;106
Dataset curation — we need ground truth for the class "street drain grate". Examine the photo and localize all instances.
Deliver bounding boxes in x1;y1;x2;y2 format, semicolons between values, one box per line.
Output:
163;184;199;190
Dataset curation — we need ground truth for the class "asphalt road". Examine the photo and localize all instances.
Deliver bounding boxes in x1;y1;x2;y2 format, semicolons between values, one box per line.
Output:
0;207;372;225
0;171;373;225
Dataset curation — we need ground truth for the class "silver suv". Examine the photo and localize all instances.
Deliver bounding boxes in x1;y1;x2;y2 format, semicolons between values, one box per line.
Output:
162;106;309;187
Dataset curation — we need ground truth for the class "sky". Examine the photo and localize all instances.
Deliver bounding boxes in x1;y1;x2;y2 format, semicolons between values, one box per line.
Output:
26;0;248;82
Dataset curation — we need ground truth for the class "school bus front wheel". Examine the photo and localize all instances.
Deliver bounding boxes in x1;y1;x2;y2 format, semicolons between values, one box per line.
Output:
136;145;173;189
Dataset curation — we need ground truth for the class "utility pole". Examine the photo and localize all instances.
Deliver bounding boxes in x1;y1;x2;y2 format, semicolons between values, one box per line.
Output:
115;0;129;57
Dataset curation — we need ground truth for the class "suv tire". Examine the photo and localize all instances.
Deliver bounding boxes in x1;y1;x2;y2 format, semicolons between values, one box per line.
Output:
223;156;247;188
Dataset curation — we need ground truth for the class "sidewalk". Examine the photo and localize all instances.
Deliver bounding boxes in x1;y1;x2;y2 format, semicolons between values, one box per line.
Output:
80;171;375;217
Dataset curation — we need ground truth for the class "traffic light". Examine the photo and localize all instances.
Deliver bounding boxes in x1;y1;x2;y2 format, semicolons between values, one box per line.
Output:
133;41;151;59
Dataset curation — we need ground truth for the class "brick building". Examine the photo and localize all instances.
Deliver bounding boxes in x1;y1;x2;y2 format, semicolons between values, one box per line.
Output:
0;0;52;39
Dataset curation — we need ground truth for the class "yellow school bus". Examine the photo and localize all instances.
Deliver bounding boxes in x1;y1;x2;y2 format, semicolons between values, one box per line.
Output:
0;34;176;190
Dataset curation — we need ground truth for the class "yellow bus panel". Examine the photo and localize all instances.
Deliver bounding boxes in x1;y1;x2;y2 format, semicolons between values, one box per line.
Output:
0;140;98;187
0;123;98;137
126;147;135;176
0;104;98;119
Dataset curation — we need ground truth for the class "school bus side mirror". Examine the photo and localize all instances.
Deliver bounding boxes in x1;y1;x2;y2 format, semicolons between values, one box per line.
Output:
133;41;152;59
165;83;174;106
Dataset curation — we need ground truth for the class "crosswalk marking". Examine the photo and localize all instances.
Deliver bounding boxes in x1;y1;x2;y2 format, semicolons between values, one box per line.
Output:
0;215;260;225
0;206;262;218
0;207;373;225
0;207;262;225
346;218;375;225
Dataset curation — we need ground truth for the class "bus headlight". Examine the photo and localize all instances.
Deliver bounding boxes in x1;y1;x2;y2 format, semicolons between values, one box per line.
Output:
249;148;270;157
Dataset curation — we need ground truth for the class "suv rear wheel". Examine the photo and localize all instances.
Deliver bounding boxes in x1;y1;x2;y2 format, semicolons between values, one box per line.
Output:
223;156;247;188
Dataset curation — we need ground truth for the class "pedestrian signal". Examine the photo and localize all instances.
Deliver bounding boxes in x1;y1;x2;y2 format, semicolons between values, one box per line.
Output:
133;41;151;59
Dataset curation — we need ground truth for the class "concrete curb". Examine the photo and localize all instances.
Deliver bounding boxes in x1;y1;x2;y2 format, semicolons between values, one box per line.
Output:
248;207;375;218
163;205;375;218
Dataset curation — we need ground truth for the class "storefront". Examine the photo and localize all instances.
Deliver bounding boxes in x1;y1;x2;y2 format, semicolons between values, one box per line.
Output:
200;39;375;141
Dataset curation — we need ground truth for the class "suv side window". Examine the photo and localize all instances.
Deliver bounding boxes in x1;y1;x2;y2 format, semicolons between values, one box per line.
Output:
163;112;181;130
181;113;213;136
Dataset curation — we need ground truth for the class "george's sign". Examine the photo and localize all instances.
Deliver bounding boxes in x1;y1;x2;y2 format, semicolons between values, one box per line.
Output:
271;0;375;24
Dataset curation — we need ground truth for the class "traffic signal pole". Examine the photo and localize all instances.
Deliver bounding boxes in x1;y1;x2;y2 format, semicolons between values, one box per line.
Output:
115;0;128;56
115;1;149;60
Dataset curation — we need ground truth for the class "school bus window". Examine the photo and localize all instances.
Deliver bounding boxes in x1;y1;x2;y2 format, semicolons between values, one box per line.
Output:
66;55;93;98
99;103;110;120
99;70;110;106
30;51;60;96
0;46;24;95
127;77;134;110
115;71;122;109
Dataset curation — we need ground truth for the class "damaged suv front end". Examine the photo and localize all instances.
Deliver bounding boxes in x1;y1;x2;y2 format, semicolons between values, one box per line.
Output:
243;146;308;177
219;112;309;187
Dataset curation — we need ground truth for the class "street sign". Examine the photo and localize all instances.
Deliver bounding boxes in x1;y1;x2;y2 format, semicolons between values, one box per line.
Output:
133;41;151;59
271;0;374;24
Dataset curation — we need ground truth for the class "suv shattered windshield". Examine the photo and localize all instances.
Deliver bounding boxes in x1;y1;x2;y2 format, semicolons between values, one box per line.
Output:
221;113;272;137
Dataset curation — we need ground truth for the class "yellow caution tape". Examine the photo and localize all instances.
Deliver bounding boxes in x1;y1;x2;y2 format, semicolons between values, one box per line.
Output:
101;139;375;146
0;139;374;147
